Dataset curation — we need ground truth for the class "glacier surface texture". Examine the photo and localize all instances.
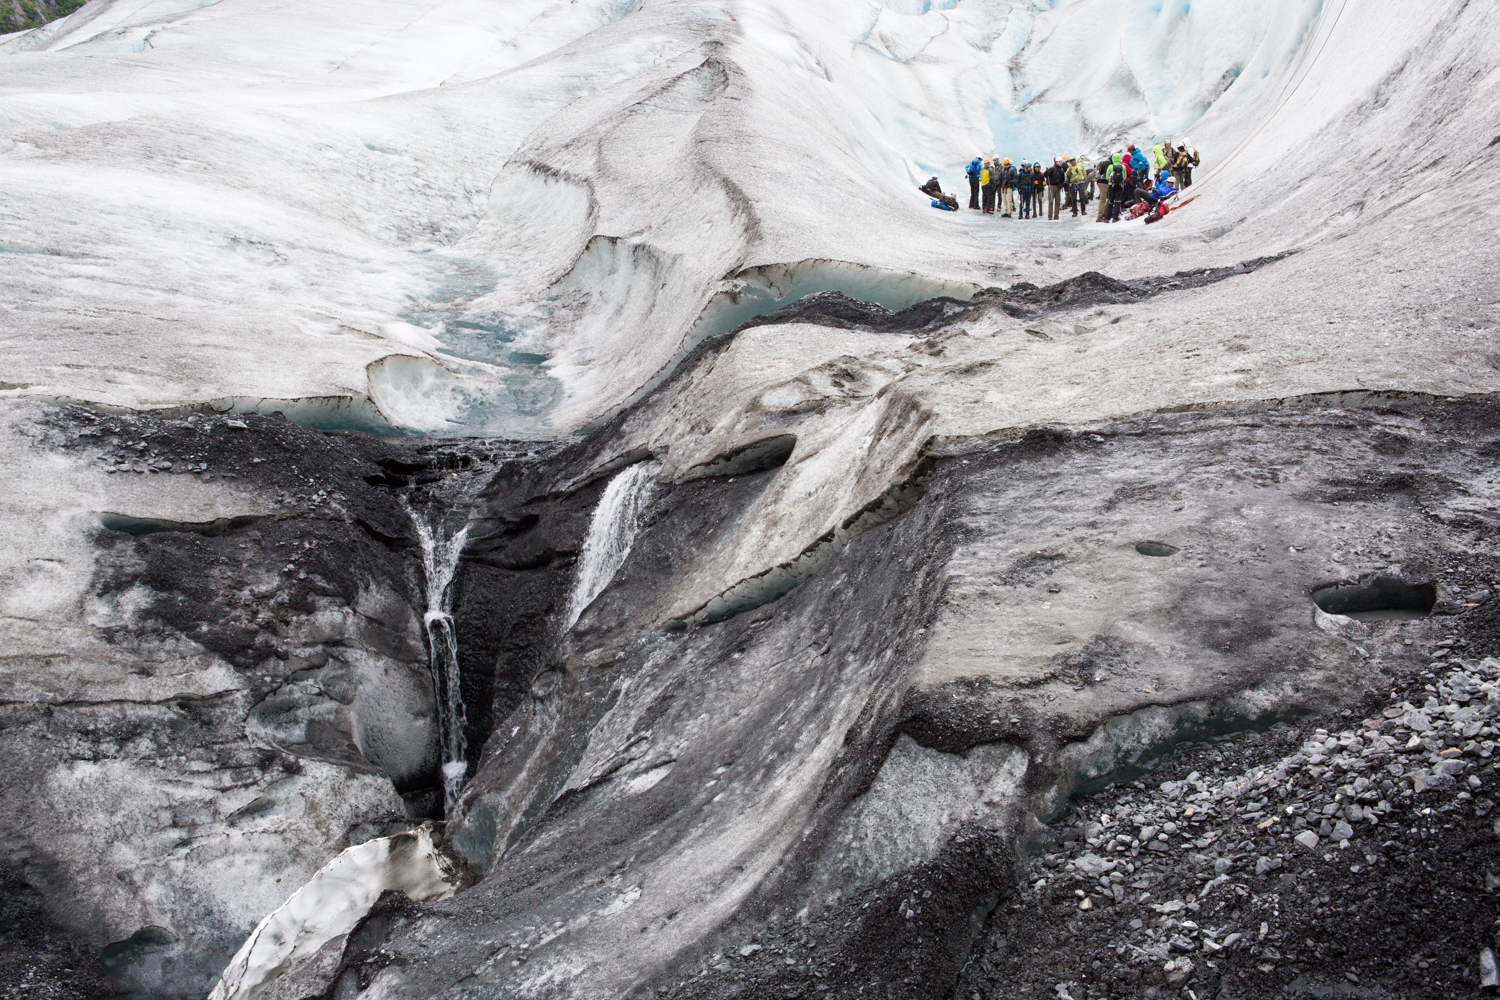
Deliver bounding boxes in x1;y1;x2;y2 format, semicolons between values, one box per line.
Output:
1;0;1498;998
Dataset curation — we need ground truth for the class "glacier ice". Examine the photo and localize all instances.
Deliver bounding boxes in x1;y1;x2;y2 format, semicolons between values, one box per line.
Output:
207;826;457;1000
1;0;1353;438
4;0;1500;997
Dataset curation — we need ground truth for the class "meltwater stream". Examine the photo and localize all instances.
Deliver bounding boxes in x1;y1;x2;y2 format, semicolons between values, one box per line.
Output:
564;462;658;630
405;502;473;815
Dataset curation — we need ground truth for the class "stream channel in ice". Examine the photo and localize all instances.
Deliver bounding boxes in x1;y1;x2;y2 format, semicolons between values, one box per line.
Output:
404;498;475;815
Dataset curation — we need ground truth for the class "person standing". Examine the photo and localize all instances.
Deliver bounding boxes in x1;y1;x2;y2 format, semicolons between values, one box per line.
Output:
1066;156;1088;217
1095;158;1111;222
966;157;982;209
1129;144;1150;184
1106;155;1127;222
980;159;996;214
1180;139;1200;187
1044;157;1065;220
1028;162;1043;217
998;159;1015;217
1016;162;1033;219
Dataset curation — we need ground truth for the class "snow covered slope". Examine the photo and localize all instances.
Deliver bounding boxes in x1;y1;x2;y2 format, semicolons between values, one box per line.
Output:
3;0;1359;437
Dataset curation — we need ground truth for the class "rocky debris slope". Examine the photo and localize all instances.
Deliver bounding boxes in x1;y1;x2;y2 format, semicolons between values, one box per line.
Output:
0;0;82;36
960;646;1500;1000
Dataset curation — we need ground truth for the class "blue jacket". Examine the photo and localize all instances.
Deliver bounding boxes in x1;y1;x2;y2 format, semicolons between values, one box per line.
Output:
1154;178;1176;199
966;158;982;178
1130;148;1150;176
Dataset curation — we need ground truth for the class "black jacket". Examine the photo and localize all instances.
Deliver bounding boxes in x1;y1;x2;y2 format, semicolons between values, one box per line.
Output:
1044;164;1066;186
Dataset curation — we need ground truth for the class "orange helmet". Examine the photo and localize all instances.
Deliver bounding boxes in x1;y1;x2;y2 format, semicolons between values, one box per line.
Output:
1003;158;1011;165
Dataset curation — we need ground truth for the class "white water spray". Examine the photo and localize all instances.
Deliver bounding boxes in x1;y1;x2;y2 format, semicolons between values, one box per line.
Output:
406;503;472;814
565;463;657;630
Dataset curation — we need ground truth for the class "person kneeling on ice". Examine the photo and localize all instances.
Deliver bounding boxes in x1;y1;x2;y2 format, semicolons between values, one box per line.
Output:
1143;172;1177;223
919;176;959;211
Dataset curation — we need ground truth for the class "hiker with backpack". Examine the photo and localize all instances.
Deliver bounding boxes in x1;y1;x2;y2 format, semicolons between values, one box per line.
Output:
981;159;997;214
1106;153;1128;223
966;157;982;209
1178;139;1200;187
1066;157;1088;217
1017;162;1034;219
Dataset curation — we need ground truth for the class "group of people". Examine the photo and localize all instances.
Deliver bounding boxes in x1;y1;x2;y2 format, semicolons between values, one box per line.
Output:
962;156;1091;220
921;138;1201;225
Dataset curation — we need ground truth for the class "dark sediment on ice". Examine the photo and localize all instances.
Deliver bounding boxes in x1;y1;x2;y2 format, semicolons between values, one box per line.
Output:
5;383;1499;1000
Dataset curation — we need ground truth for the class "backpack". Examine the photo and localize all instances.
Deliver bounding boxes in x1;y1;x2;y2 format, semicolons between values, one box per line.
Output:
1190;149;1201;167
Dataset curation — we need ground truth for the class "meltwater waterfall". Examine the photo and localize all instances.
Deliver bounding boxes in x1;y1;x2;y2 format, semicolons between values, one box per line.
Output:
406;503;473;815
564;462;658;630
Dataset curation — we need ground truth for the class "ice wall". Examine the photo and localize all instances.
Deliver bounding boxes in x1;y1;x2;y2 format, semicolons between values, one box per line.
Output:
854;0;1327;174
